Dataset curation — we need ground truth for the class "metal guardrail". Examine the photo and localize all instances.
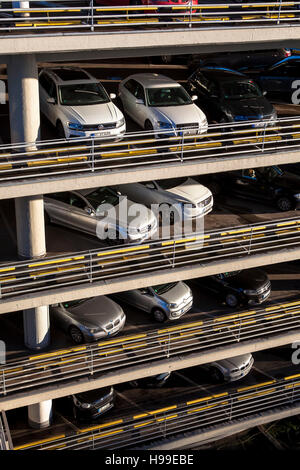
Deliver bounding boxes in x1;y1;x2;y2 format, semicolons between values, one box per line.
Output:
1;299;300;398
12;372;300;450
1;117;300;184
1;0;300;35
0;411;12;450
0;217;300;301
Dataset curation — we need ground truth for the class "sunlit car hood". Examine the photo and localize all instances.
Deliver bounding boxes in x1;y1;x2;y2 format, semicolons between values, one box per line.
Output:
156;281;192;304
66;296;123;327
217;354;252;370
153;103;207;126
165;177;211;204
62;101;123;125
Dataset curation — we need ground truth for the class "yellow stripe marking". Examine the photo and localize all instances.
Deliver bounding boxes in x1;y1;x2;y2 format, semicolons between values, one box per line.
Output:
284;373;300;380
134;405;177;419
28;256;84;268
237;380;276;392
187;392;228;406
97;245;149;257
77;419;123;433
97;334;147;347
14;434;65;450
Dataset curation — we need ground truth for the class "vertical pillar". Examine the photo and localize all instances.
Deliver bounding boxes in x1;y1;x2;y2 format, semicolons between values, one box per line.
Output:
7;54;52;429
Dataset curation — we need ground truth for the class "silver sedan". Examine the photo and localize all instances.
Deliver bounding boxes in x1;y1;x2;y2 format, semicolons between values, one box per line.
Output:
50;296;126;344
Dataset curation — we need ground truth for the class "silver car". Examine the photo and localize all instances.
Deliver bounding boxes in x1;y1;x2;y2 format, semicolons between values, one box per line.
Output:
116;281;193;322
50;296;126;344
44;187;158;244
204;354;254;382
115;177;213;219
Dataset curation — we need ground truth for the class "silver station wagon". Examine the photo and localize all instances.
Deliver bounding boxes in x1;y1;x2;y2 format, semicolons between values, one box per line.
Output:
115;281;193;322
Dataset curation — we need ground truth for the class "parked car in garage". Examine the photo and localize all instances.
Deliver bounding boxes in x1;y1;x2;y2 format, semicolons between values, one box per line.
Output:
129;372;171;388
114;281;193;322
44;187;158;244
71;386;115;421
242;56;300;103
188;48;292;72
39;67;126;139
186;67;277;125
119;73;208;137
115;177;213;220
194;269;271;308
50;296;126;343
214;166;300;212
202;354;254;382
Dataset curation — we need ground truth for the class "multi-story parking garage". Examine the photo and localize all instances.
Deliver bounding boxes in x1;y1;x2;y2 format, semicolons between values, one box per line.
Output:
0;0;300;451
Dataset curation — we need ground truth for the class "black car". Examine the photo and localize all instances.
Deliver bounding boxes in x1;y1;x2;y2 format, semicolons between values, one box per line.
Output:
188;49;291;72
186;67;277;125
244;56;300;103
216;166;300;212
129;372;171;389
195;269;271;308
71;386;114;421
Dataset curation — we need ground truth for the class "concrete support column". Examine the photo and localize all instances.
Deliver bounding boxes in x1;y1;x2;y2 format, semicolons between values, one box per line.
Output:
7;54;52;429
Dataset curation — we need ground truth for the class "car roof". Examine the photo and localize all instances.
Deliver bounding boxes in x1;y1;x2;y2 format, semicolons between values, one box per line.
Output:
41;67;98;85
125;73;181;88
197;67;246;81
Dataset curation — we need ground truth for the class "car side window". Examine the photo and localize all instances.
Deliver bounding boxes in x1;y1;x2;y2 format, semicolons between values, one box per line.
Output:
39;73;52;94
69;193;86;209
134;83;145;102
124;79;137;96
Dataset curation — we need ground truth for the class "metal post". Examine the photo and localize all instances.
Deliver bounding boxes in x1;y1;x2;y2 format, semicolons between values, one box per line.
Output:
91;0;94;32
189;0;193;27
91;135;95;172
261;121;267;152
180;131;184;162
172;239;176;267
248;227;253;255
277;0;282;24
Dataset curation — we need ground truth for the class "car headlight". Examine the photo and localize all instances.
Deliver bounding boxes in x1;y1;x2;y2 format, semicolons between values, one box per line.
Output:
67;122;83;130
80;403;92;409
87;327;101;334
116;117;125;128
294;193;300;200
243;289;257;295
157;121;173;129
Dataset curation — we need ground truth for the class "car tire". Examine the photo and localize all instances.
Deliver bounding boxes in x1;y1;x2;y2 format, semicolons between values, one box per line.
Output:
209;367;224;383
69;326;84;344
56;121;66;139
276;196;293;212
152;308;167;323
225;293;239;308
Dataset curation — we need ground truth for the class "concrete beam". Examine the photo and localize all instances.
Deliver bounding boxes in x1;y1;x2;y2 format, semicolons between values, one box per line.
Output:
2;26;300;59
3;147;300;201
0;245;300;315
1;329;299;411
143;402;300;450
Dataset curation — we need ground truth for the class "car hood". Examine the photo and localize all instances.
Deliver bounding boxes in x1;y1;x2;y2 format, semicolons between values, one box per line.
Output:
67;296;123;326
230;268;269;290
217;354;252;370
224;97;275;119
165;177;211;205
63;101;123;125
156;281;192;304
153;103;207;126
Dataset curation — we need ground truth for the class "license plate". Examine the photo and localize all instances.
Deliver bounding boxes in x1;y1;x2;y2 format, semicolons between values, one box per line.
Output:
97;403;110;413
98;131;110;137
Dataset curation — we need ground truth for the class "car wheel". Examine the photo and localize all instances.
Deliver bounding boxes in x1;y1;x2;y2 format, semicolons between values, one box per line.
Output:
56;121;66;139
152;309;167;323
209;367;224;383
225;293;239;308
69;326;84;344
276;196;293;212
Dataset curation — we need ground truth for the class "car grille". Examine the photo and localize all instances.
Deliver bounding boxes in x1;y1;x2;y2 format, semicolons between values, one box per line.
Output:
256;281;271;295
176;123;198;130
82;122;117;131
105;317;122;330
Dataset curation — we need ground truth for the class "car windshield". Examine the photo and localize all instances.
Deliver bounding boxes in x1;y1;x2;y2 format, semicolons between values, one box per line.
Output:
85;188;120;210
221;80;262;99
152;283;177;295
146;86;192;107
221;271;241;278
159;177;188;190
257;166;283;181
58;82;110;106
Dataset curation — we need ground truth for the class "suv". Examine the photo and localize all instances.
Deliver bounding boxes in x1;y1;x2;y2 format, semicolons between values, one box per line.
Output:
115;281;193;322
217;166;300;212
186;67;276;126
195;268;271;308
39;67;126;139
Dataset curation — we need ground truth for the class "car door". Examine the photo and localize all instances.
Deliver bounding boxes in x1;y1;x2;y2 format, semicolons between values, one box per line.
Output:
120;79;139;122
229;170;261;200
39;72;58;126
66;192;98;235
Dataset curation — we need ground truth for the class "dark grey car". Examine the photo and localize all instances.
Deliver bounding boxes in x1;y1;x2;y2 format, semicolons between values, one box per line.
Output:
50;296;126;344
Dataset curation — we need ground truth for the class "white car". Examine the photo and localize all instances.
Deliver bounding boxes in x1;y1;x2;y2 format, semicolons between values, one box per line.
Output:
118;73;208;137
203;354;254;382
114;177;213;219
39;67;126;139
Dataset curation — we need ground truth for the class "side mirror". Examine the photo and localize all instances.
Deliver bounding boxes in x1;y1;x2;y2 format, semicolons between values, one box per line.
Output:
85;207;95;216
191;95;198;101
110;93;116;100
47;97;56;104
135;98;144;105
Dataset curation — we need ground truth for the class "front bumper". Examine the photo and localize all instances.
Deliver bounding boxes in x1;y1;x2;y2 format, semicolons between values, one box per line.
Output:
224;357;254;382
246;288;271;306
74;401;114;421
168;298;193;320
127;220;158;243
66;123;126;141
82;315;125;342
